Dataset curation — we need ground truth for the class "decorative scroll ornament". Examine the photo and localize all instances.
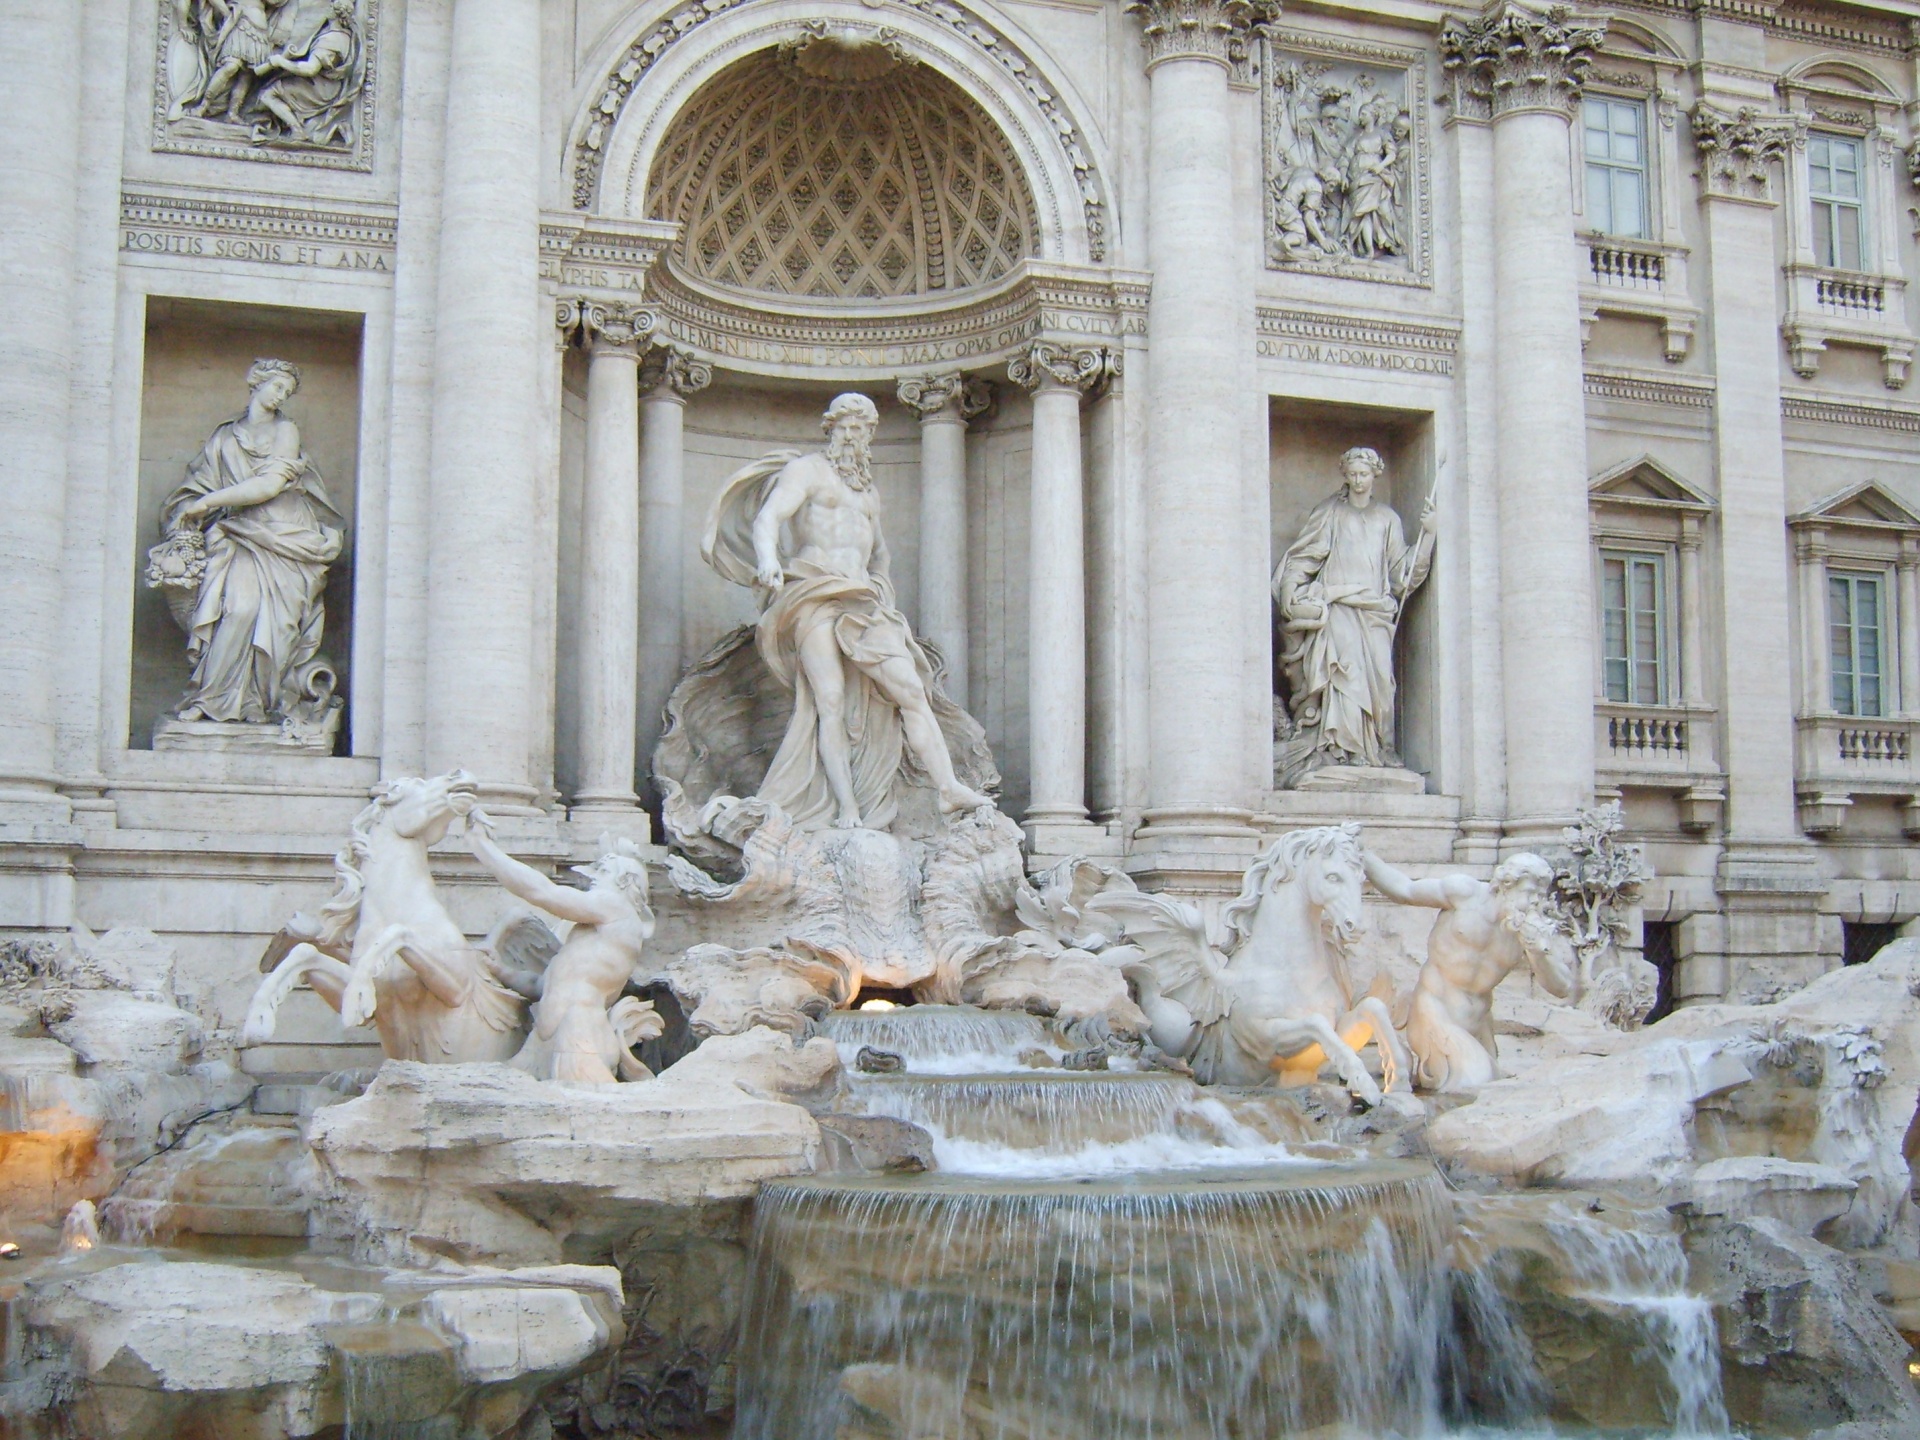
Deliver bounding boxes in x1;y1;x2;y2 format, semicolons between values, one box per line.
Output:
1007;342;1119;395
896;373;993;420
638;344;715;397
1438;3;1606;121
555;297;659;350
1126;0;1266;70
1690;102;1798;204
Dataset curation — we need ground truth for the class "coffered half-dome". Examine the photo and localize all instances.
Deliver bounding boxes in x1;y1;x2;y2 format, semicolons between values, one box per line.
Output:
647;38;1039;302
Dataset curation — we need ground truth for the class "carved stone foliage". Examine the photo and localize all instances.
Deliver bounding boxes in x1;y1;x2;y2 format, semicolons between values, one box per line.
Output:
154;0;376;171
896;372;992;420
555;297;658;351
1125;0;1264;70
638;344;714;398
1438;3;1605;123
1262;33;1429;284
1691;102;1798;205
646;45;1036;301
1006;342;1119;395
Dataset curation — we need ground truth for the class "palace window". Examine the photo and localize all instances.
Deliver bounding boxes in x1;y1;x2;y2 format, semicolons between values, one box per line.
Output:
1828;569;1887;717
1583;98;1649;239
1807;133;1865;272
1601;548;1667;705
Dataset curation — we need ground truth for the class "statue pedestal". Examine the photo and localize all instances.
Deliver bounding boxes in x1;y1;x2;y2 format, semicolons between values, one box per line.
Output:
153;711;340;758
1291;765;1426;795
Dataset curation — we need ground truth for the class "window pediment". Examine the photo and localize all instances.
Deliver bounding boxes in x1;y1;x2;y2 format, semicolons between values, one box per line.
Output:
1589;455;1713;511
1792;481;1920;534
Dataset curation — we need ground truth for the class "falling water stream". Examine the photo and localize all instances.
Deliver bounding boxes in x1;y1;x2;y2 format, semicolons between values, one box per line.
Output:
737;1005;1735;1440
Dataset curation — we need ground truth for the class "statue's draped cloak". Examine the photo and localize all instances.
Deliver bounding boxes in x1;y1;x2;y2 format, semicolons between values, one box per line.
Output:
1274;495;1426;767
162;418;344;724
699;452;987;834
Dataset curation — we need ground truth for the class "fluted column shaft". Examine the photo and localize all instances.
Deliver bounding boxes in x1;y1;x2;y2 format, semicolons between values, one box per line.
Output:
423;0;543;808
898;373;985;704
1900;542;1920;717
1131;1;1253;835
0;5;81;818
635;347;711;793
565;302;653;818
1443;4;1606;843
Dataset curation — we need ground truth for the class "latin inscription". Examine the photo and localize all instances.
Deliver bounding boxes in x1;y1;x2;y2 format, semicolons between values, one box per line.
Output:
659;318;1041;370
121;227;391;272
1257;337;1452;376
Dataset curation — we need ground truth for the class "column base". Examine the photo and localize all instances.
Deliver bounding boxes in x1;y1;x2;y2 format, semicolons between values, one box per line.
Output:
1022;808;1121;872
470;780;547;817
567;795;653;844
1126;806;1263;896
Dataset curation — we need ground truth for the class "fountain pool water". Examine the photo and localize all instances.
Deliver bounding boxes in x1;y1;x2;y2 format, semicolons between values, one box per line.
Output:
734;1005;1736;1440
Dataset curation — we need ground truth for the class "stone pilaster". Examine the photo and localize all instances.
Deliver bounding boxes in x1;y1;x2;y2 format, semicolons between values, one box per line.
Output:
1129;0;1263;856
1689;88;1824;998
1441;3;1605;847
897;372;990;705
424;0;545;811
1009;344;1116;846
559;299;657;830
635;344;712;798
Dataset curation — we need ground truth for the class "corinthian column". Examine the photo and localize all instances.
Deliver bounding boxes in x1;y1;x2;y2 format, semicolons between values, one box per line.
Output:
1128;0;1260;845
634;345;711;793
1441;3;1605;845
897;372;989;703
559;299;655;826
423;0;544;810
0;6;81;824
1010;345;1116;835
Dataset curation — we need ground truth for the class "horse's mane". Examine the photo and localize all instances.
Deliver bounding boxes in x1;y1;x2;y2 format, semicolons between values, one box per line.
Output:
1220;824;1362;956
308;791;387;951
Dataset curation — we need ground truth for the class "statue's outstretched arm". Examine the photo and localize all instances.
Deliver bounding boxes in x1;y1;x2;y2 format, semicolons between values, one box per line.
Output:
1361;850;1454;908
470;825;616;927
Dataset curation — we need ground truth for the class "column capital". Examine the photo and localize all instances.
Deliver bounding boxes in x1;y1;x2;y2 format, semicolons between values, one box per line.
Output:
637;343;713;398
556;296;657;353
1439;3;1606;123
1125;0;1270;72
896;372;992;422
1007;342;1119;397
1690;102;1799;206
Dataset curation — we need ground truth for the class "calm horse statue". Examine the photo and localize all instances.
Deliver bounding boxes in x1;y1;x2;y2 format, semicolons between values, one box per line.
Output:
242;771;539;1062
1087;824;1412;1105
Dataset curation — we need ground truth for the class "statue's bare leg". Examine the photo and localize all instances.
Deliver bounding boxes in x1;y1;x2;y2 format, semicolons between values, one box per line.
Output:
865;653;991;813
1342;997;1412;1094
796;623;863;827
391;941;476;1010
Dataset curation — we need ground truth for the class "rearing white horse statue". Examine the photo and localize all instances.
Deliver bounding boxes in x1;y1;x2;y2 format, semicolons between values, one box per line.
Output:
1088;824;1412;1105
243;771;542;1063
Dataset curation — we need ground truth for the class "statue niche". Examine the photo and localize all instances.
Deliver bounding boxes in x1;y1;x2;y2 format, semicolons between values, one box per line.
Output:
1272;445;1433;790
145;358;347;754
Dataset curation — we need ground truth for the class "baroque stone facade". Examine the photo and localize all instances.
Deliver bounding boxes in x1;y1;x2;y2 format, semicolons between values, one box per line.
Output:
6;0;1920;1060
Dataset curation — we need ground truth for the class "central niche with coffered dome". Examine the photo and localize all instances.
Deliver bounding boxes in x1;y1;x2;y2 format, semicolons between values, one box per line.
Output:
647;37;1039;301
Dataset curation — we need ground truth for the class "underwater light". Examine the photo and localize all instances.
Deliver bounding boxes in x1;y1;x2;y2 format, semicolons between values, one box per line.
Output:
0;1242;19;1260
859;998;898;1011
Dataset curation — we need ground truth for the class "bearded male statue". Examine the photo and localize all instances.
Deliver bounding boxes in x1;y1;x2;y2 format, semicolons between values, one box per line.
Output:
699;393;993;833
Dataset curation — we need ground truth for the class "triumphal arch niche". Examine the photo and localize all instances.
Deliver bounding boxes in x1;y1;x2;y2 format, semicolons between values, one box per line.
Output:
552;13;1139;851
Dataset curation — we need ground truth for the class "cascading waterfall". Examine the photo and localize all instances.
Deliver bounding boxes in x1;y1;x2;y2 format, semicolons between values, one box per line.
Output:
735;1165;1454;1440
738;1006;1737;1440
819;1005;1056;1073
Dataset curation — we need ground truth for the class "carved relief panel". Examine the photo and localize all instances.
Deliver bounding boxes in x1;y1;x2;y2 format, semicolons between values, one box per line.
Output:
153;0;377;171
1261;31;1429;287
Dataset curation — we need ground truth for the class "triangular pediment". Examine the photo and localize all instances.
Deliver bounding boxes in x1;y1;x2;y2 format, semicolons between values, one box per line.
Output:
1793;481;1920;531
1589;455;1713;509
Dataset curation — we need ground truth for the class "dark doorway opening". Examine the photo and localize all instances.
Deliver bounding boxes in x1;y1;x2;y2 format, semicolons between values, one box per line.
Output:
1843;921;1901;968
1642;921;1678;1024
